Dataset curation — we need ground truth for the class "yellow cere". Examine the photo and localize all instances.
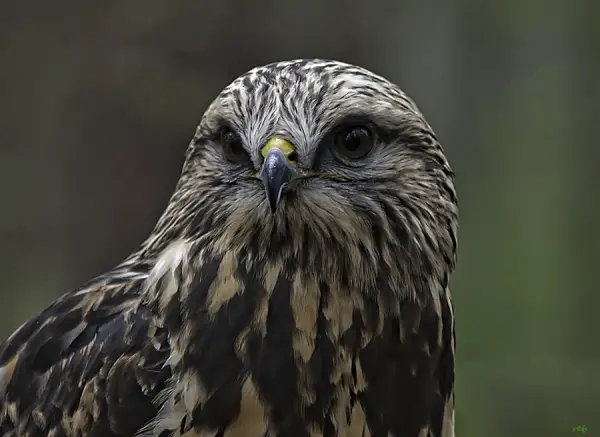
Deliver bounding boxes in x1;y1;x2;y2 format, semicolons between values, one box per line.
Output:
261;137;296;164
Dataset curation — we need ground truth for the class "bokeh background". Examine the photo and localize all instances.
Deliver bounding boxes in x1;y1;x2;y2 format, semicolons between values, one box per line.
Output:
0;2;598;436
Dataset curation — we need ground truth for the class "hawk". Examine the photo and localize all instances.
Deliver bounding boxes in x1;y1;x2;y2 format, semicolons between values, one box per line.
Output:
0;59;458;437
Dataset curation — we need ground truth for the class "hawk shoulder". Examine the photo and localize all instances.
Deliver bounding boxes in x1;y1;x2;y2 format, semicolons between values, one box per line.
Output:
0;270;171;437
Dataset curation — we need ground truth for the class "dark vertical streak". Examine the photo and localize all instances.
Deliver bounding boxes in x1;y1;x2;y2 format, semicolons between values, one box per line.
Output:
359;300;447;437
250;274;308;437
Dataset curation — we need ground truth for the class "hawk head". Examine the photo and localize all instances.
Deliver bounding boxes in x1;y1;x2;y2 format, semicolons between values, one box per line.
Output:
143;59;458;296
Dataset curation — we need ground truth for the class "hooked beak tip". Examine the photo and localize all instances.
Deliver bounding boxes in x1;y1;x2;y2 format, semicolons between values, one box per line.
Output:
261;148;296;213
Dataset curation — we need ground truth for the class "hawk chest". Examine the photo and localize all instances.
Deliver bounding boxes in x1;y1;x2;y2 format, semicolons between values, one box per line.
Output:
153;251;449;437
161;265;386;437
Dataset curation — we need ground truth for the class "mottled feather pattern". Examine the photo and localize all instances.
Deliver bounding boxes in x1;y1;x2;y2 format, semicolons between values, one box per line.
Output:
0;59;457;437
0;268;172;437
142;242;455;437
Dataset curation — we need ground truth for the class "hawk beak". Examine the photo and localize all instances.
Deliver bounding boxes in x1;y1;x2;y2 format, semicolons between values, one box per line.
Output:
260;137;297;213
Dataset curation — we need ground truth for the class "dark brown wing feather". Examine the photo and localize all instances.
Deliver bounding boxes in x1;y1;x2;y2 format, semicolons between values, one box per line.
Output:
357;292;455;437
0;270;171;437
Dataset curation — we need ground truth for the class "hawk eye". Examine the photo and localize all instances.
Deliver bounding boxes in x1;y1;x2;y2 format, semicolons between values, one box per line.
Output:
220;129;248;163
333;126;374;160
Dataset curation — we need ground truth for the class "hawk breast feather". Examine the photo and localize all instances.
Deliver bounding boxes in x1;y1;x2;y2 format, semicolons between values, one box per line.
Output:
140;241;455;437
0;246;455;437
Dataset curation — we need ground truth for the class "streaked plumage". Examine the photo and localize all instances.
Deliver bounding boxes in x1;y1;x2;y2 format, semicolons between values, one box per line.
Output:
0;59;458;437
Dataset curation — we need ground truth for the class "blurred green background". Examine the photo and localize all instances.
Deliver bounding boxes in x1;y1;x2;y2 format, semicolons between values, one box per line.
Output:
0;1;598;436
